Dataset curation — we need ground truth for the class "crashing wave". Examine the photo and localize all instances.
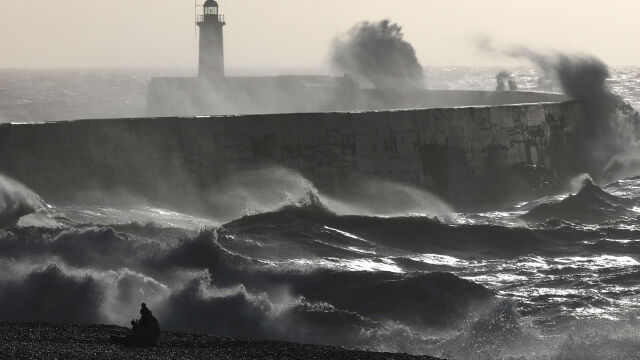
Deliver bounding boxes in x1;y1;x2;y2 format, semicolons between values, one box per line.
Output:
522;178;638;224
0;173;46;228
0;225;497;353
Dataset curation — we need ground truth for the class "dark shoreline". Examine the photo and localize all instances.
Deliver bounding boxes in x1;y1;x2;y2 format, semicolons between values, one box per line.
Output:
0;321;446;360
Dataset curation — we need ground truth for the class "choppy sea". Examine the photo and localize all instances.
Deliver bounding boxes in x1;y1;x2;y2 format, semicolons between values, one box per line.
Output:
1;67;640;359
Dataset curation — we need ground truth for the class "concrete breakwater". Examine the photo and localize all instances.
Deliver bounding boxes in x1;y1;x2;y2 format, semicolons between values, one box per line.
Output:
0;97;584;208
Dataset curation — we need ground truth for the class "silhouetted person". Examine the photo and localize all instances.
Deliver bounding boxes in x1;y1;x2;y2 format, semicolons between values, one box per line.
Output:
110;303;160;346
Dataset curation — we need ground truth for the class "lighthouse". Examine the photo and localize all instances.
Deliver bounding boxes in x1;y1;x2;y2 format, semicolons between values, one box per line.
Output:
197;0;226;81
148;1;353;116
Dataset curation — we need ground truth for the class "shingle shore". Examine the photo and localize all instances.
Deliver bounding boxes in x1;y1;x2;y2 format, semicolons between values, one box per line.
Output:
0;321;445;360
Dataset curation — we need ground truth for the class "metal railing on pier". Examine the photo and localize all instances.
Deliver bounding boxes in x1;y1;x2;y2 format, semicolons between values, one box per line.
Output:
196;14;225;23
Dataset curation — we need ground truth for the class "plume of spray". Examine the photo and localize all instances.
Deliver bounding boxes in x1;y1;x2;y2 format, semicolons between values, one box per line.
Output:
0;173;46;228
477;38;640;178
204;166;454;221
330;20;425;91
206;166;323;221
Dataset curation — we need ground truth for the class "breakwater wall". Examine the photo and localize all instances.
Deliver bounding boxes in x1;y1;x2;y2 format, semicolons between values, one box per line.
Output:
148;75;572;116
0;99;584;208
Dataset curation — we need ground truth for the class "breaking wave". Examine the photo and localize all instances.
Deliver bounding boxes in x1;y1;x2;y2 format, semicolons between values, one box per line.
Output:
522;178;640;224
0;225;497;354
2;171;640;358
0;173;45;227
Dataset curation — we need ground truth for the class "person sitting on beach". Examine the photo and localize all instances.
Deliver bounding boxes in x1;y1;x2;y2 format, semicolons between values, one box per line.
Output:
111;303;160;346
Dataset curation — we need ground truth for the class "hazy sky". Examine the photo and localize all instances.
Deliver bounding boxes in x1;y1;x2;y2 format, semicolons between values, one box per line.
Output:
1;0;639;69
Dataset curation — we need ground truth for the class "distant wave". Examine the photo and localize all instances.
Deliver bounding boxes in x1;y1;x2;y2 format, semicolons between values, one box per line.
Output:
220;200;634;260
201;166;453;223
522;178;639;224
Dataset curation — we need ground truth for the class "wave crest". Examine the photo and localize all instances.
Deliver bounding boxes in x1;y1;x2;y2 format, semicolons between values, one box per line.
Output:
0;173;45;228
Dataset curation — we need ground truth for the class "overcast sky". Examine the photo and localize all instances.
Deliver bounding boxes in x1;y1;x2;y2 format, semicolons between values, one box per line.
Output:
1;0;639;69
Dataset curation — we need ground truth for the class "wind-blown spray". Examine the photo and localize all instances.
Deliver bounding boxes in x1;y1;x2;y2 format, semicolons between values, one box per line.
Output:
331;20;424;91
477;38;640;176
0;173;45;228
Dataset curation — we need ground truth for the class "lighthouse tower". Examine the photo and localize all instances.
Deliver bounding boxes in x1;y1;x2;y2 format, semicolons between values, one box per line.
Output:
197;0;226;81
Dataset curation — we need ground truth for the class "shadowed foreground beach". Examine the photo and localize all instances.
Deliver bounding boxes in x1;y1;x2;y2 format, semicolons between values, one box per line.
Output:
0;322;445;360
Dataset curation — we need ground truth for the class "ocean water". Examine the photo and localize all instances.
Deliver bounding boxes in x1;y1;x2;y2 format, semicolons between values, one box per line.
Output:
0;68;192;123
1;68;640;359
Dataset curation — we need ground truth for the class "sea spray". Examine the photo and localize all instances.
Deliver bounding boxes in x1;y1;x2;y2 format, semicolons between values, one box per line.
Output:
331;20;424;91
205;166;453;221
477;38;640;176
205;166;325;221
0;173;45;227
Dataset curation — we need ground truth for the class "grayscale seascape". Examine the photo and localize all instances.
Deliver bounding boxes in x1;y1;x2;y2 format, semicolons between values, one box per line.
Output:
3;1;640;359
1;67;640;359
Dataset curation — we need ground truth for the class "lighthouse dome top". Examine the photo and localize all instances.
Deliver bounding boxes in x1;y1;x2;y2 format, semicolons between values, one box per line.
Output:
202;0;221;17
